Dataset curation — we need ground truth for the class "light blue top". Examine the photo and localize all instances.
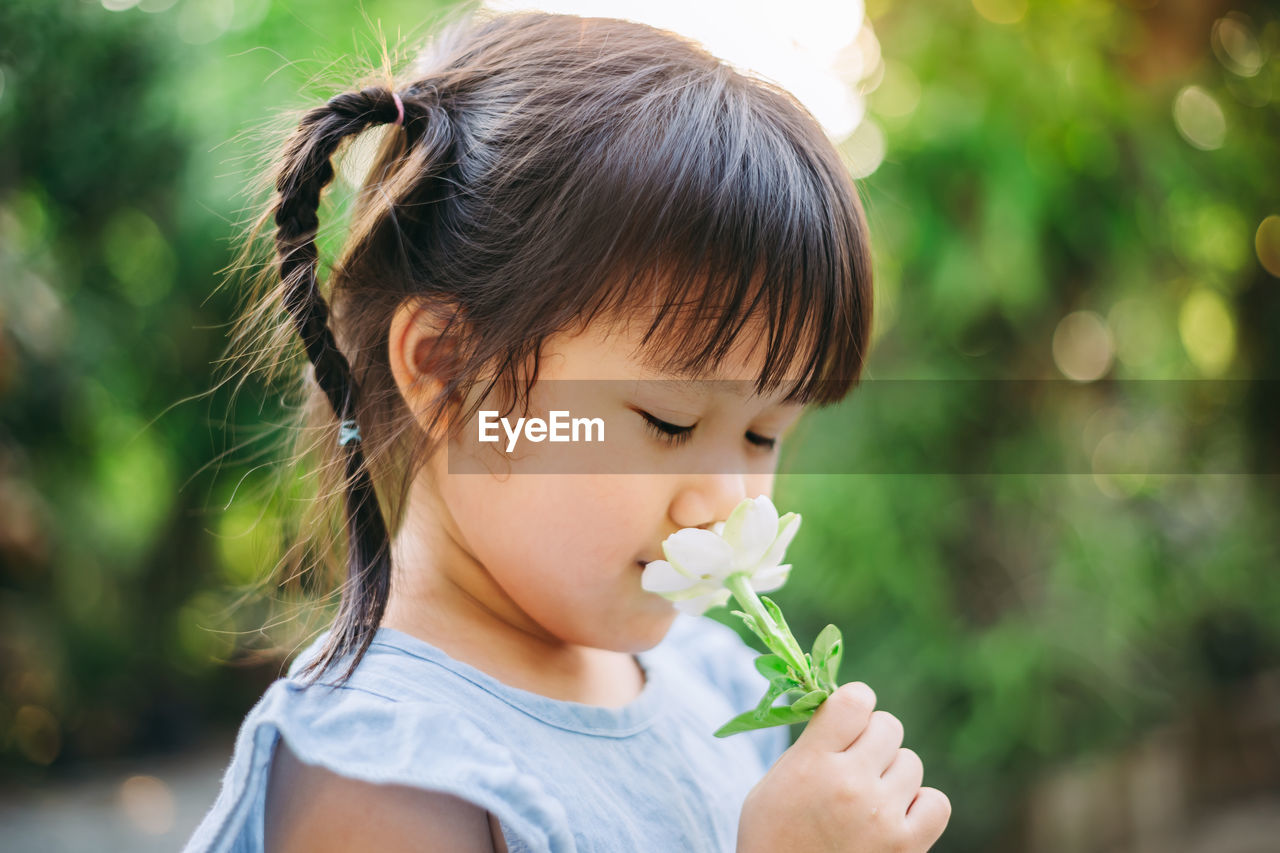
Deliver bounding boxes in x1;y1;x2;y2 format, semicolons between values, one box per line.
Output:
181;612;792;852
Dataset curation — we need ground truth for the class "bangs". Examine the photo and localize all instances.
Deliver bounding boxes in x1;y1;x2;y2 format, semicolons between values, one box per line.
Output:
371;12;874;412
511;64;874;407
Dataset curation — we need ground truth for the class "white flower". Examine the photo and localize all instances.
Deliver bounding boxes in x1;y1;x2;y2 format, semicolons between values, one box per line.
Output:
641;495;802;617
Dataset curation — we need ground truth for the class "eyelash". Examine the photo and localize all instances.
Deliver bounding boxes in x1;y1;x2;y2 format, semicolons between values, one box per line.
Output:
637;411;778;451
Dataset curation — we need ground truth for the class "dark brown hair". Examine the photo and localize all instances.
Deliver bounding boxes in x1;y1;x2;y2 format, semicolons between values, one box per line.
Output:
219;3;874;687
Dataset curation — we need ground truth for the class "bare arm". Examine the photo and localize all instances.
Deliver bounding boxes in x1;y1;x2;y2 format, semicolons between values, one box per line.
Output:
264;736;500;853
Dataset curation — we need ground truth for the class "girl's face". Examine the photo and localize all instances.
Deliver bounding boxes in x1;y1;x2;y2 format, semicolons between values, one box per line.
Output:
394;308;807;654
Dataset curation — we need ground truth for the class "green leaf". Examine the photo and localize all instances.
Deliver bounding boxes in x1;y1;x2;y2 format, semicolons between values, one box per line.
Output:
753;653;795;685
758;596;794;637
714;703;814;737
751;679;790;720
811;624;840;665
758;595;807;672
811;624;843;689
791;688;829;714
731;610;770;648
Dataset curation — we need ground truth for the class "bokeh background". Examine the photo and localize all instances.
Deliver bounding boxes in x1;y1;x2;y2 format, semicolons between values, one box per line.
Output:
1;0;1278;850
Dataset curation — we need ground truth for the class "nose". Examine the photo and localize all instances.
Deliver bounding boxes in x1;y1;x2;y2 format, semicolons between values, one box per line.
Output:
668;472;749;531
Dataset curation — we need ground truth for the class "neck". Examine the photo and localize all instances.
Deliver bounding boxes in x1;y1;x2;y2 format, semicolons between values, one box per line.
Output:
379;482;645;706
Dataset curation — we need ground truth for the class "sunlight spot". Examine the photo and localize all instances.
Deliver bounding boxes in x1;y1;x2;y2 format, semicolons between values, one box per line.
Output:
1173;86;1226;151
1052;311;1113;382
1211;13;1264;77
119;775;176;835
1178;289;1235;376
483;0;877;139
870;59;921;118
176;0;233;44
1255;214;1280;277
971;0;1027;25
11;705;60;765
837;117;886;178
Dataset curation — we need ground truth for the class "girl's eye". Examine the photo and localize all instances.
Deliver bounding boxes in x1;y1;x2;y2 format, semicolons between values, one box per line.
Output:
636;411;778;452
638;411;695;446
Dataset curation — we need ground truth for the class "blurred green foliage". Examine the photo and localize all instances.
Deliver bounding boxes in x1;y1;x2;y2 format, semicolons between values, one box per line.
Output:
767;0;1280;845
0;0;1277;850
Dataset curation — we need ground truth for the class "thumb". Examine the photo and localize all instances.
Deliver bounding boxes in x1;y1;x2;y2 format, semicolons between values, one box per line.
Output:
792;681;877;754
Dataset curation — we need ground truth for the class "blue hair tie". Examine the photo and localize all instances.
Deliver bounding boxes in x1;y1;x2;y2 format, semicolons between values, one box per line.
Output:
338;418;362;446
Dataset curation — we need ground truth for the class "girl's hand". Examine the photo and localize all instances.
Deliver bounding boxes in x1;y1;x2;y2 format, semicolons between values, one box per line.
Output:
736;682;951;853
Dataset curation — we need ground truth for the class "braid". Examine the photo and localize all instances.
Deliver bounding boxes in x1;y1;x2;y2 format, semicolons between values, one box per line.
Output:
273;85;410;685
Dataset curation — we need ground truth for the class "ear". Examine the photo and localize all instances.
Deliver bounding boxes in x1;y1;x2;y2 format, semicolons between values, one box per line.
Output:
389;297;463;435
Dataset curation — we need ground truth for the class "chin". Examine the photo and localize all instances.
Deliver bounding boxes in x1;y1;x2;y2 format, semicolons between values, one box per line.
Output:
626;609;681;652
587;609;679;653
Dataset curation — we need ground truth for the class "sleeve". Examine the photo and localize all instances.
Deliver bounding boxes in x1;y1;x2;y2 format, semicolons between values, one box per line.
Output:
181;679;575;853
666;613;793;771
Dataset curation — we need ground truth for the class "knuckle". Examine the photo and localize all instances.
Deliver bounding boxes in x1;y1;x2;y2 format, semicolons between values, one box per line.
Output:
832;773;870;808
872;710;904;743
873;812;911;852
831;680;877;713
935;788;953;819
897;747;923;775
920;786;952;823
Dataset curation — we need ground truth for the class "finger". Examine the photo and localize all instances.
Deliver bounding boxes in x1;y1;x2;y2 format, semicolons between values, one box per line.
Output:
881;747;924;807
793;682;877;754
847;710;904;774
905;786;951;849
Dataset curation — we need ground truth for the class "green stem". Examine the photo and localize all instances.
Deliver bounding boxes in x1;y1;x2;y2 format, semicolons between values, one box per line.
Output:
724;572;813;685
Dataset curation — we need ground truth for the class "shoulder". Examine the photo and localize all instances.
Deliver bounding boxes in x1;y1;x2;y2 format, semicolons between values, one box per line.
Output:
263;677;510;785
264;733;497;852
183;660;574;853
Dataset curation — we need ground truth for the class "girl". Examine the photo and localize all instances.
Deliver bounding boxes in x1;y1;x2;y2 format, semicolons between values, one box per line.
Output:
184;6;950;852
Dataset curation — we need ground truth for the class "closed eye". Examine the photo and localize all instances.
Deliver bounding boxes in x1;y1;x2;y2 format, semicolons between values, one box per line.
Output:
637;411;694;446
636;410;778;451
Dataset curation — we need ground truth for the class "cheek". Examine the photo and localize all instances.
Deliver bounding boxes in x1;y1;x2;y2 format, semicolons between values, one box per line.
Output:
441;476;645;584
443;476;538;562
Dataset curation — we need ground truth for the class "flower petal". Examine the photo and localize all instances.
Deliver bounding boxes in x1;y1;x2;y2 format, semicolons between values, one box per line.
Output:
721;495;767;551
661;581;720;601
749;563;791;594
672;587;732;617
756;512;802;573
725;495;779;572
641;560;699;594
662;528;734;578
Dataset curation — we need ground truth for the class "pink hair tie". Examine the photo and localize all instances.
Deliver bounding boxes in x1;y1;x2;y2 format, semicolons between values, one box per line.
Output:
391;91;404;127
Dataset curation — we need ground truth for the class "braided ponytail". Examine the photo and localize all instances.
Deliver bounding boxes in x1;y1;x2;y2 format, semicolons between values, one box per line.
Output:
272;86;412;686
